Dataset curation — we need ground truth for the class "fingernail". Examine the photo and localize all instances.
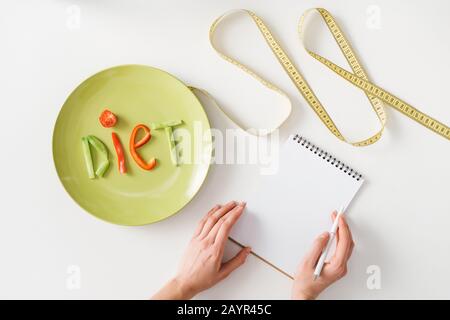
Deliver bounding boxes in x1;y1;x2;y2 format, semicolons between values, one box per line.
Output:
320;232;329;238
239;201;247;207
246;247;252;254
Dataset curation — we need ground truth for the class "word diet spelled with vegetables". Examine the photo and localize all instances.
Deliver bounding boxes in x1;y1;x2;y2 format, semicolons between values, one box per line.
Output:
82;109;183;179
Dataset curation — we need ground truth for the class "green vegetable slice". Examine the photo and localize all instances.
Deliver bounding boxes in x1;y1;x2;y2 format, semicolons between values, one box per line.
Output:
165;126;179;166
151;120;183;166
151;120;183;130
81;135;110;178
95;160;110;177
82;137;95;179
87;135;110;177
87;135;109;157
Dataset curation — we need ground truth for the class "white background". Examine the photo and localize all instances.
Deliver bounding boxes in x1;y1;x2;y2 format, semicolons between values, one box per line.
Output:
1;0;449;299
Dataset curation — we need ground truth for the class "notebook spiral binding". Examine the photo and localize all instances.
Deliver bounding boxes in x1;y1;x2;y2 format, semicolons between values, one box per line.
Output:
293;135;363;181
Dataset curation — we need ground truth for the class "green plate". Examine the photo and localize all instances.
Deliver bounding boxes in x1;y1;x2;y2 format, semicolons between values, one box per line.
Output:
53;65;212;225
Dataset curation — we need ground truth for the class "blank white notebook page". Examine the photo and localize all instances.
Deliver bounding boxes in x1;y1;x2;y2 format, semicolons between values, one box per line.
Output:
230;135;364;277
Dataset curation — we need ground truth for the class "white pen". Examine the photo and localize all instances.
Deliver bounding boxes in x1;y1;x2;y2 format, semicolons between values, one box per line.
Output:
313;205;345;281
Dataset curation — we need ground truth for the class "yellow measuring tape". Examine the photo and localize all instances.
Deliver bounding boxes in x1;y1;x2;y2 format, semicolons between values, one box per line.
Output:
208;8;450;146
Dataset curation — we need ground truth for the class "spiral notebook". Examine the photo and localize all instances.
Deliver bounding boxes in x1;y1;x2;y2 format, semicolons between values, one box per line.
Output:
230;134;364;278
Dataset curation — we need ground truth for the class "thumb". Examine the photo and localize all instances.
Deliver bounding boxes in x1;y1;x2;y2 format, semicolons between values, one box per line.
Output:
219;247;251;280
305;232;330;268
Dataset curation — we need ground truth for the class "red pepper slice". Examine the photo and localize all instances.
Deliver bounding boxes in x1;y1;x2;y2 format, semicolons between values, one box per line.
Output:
111;132;127;174
130;124;157;171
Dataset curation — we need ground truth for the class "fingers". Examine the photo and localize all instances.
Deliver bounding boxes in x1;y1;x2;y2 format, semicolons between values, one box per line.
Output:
212;203;246;255
348;239;355;259
332;214;354;266
331;211;339;243
198;201;237;239
219;247;252;280
304;232;330;268
194;204;221;237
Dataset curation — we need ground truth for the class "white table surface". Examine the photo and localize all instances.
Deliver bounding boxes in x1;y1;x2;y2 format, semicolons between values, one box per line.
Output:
1;0;449;299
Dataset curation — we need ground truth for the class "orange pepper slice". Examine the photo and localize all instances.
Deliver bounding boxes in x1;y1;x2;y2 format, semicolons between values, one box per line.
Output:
130;124;157;171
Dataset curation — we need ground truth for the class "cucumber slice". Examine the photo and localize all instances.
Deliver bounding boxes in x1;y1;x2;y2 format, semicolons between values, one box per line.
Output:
86;135;110;177
151;120;183;130
165;126;179;166
87;135;109;157
82;137;95;179
95;160;110;177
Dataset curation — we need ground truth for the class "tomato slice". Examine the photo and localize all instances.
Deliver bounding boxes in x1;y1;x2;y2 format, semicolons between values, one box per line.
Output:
99;109;117;128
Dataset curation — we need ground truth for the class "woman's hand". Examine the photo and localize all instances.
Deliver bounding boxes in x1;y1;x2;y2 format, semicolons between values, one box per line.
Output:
292;212;354;300
152;201;251;300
